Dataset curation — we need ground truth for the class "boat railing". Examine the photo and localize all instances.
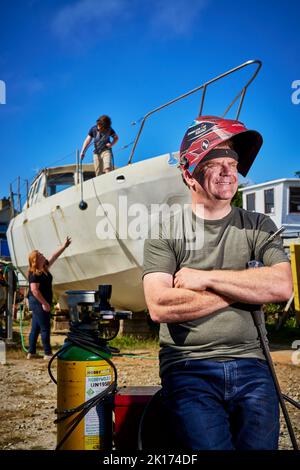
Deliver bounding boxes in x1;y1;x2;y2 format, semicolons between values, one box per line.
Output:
8;60;262;213
128;59;262;165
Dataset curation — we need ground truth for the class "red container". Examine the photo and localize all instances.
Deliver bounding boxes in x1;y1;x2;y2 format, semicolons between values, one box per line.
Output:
114;386;161;450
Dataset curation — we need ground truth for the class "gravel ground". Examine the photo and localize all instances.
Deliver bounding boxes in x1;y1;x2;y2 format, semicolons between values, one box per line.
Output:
0;346;299;451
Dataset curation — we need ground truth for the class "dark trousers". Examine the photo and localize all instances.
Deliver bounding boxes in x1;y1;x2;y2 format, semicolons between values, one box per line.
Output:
161;358;279;450
28;296;52;355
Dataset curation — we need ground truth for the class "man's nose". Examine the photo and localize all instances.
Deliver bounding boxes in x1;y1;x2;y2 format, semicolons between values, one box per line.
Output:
219;163;233;174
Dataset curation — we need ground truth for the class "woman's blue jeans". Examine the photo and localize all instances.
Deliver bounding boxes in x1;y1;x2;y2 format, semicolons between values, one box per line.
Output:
28;296;52;355
161;358;279;450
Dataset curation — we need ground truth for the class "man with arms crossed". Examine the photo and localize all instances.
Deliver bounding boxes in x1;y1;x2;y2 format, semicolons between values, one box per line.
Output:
143;116;292;450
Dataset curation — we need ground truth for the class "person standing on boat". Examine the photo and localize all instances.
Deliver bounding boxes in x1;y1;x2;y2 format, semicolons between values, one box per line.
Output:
142;116;292;450
80;115;119;176
27;236;71;360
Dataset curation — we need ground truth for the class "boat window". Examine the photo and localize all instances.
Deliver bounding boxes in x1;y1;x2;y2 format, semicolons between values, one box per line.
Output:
246;193;255;211
23;173;46;209
35;176;42;196
27;179;39;206
264;188;274;214
83;172;95;181
289;187;300;213
28;180;37;201
47;173;74;196
29;174;46;205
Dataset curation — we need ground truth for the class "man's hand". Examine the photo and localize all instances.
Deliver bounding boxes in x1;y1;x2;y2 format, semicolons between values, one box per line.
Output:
174;267;209;291
204;262;292;304
80;151;85;160
144;272;233;323
174;263;292;304
106;143;112;149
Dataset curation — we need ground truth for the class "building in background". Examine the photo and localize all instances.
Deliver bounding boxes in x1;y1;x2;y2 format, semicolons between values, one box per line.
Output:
240;179;300;236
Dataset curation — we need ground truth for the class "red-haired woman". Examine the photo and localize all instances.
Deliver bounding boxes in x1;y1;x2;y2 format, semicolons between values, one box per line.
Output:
27;236;71;360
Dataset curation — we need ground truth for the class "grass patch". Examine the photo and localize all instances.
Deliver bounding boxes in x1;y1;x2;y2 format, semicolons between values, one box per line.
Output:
263;303;300;346
6;332;159;358
110;335;159;351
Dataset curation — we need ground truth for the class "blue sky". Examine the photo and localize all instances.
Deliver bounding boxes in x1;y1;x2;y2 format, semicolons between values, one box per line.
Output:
0;0;299;202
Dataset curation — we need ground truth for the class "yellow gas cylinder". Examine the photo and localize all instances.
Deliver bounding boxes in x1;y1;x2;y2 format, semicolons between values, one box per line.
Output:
56;344;114;450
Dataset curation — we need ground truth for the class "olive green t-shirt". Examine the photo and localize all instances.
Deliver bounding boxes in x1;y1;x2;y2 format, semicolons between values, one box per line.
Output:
143;206;289;376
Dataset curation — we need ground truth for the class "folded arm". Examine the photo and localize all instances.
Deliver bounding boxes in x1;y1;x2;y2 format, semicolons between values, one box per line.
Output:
143;272;233;324
174;262;292;304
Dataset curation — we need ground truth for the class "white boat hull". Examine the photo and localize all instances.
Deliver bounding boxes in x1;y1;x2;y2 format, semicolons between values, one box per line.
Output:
7;154;189;311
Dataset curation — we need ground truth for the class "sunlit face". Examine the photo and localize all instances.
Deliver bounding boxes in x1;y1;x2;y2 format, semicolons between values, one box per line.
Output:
193;157;239;201
36;252;47;269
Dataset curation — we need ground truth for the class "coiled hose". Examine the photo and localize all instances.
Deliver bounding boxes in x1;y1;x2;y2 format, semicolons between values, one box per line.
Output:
48;324;118;450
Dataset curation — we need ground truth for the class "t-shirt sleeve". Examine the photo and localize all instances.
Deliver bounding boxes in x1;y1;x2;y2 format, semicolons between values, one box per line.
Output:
28;272;41;284
88;126;95;138
142;236;177;279
254;215;289;266
110;128;116;137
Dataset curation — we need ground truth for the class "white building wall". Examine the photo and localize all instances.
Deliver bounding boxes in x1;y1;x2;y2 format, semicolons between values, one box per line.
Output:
282;182;289;225
241;179;300;234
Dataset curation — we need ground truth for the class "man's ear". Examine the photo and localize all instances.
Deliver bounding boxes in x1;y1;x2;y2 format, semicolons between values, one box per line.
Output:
183;170;196;190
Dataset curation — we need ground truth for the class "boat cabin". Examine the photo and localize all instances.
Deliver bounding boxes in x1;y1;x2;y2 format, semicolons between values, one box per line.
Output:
26;164;95;208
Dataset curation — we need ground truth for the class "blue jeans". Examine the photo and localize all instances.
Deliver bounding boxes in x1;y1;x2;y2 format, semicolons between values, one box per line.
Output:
161;358;279;450
28;297;52;355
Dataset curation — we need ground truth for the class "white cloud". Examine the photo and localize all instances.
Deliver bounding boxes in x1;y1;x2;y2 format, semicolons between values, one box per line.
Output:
24;78;45;94
150;0;208;37
12;76;46;97
51;0;209;47
52;0;130;47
